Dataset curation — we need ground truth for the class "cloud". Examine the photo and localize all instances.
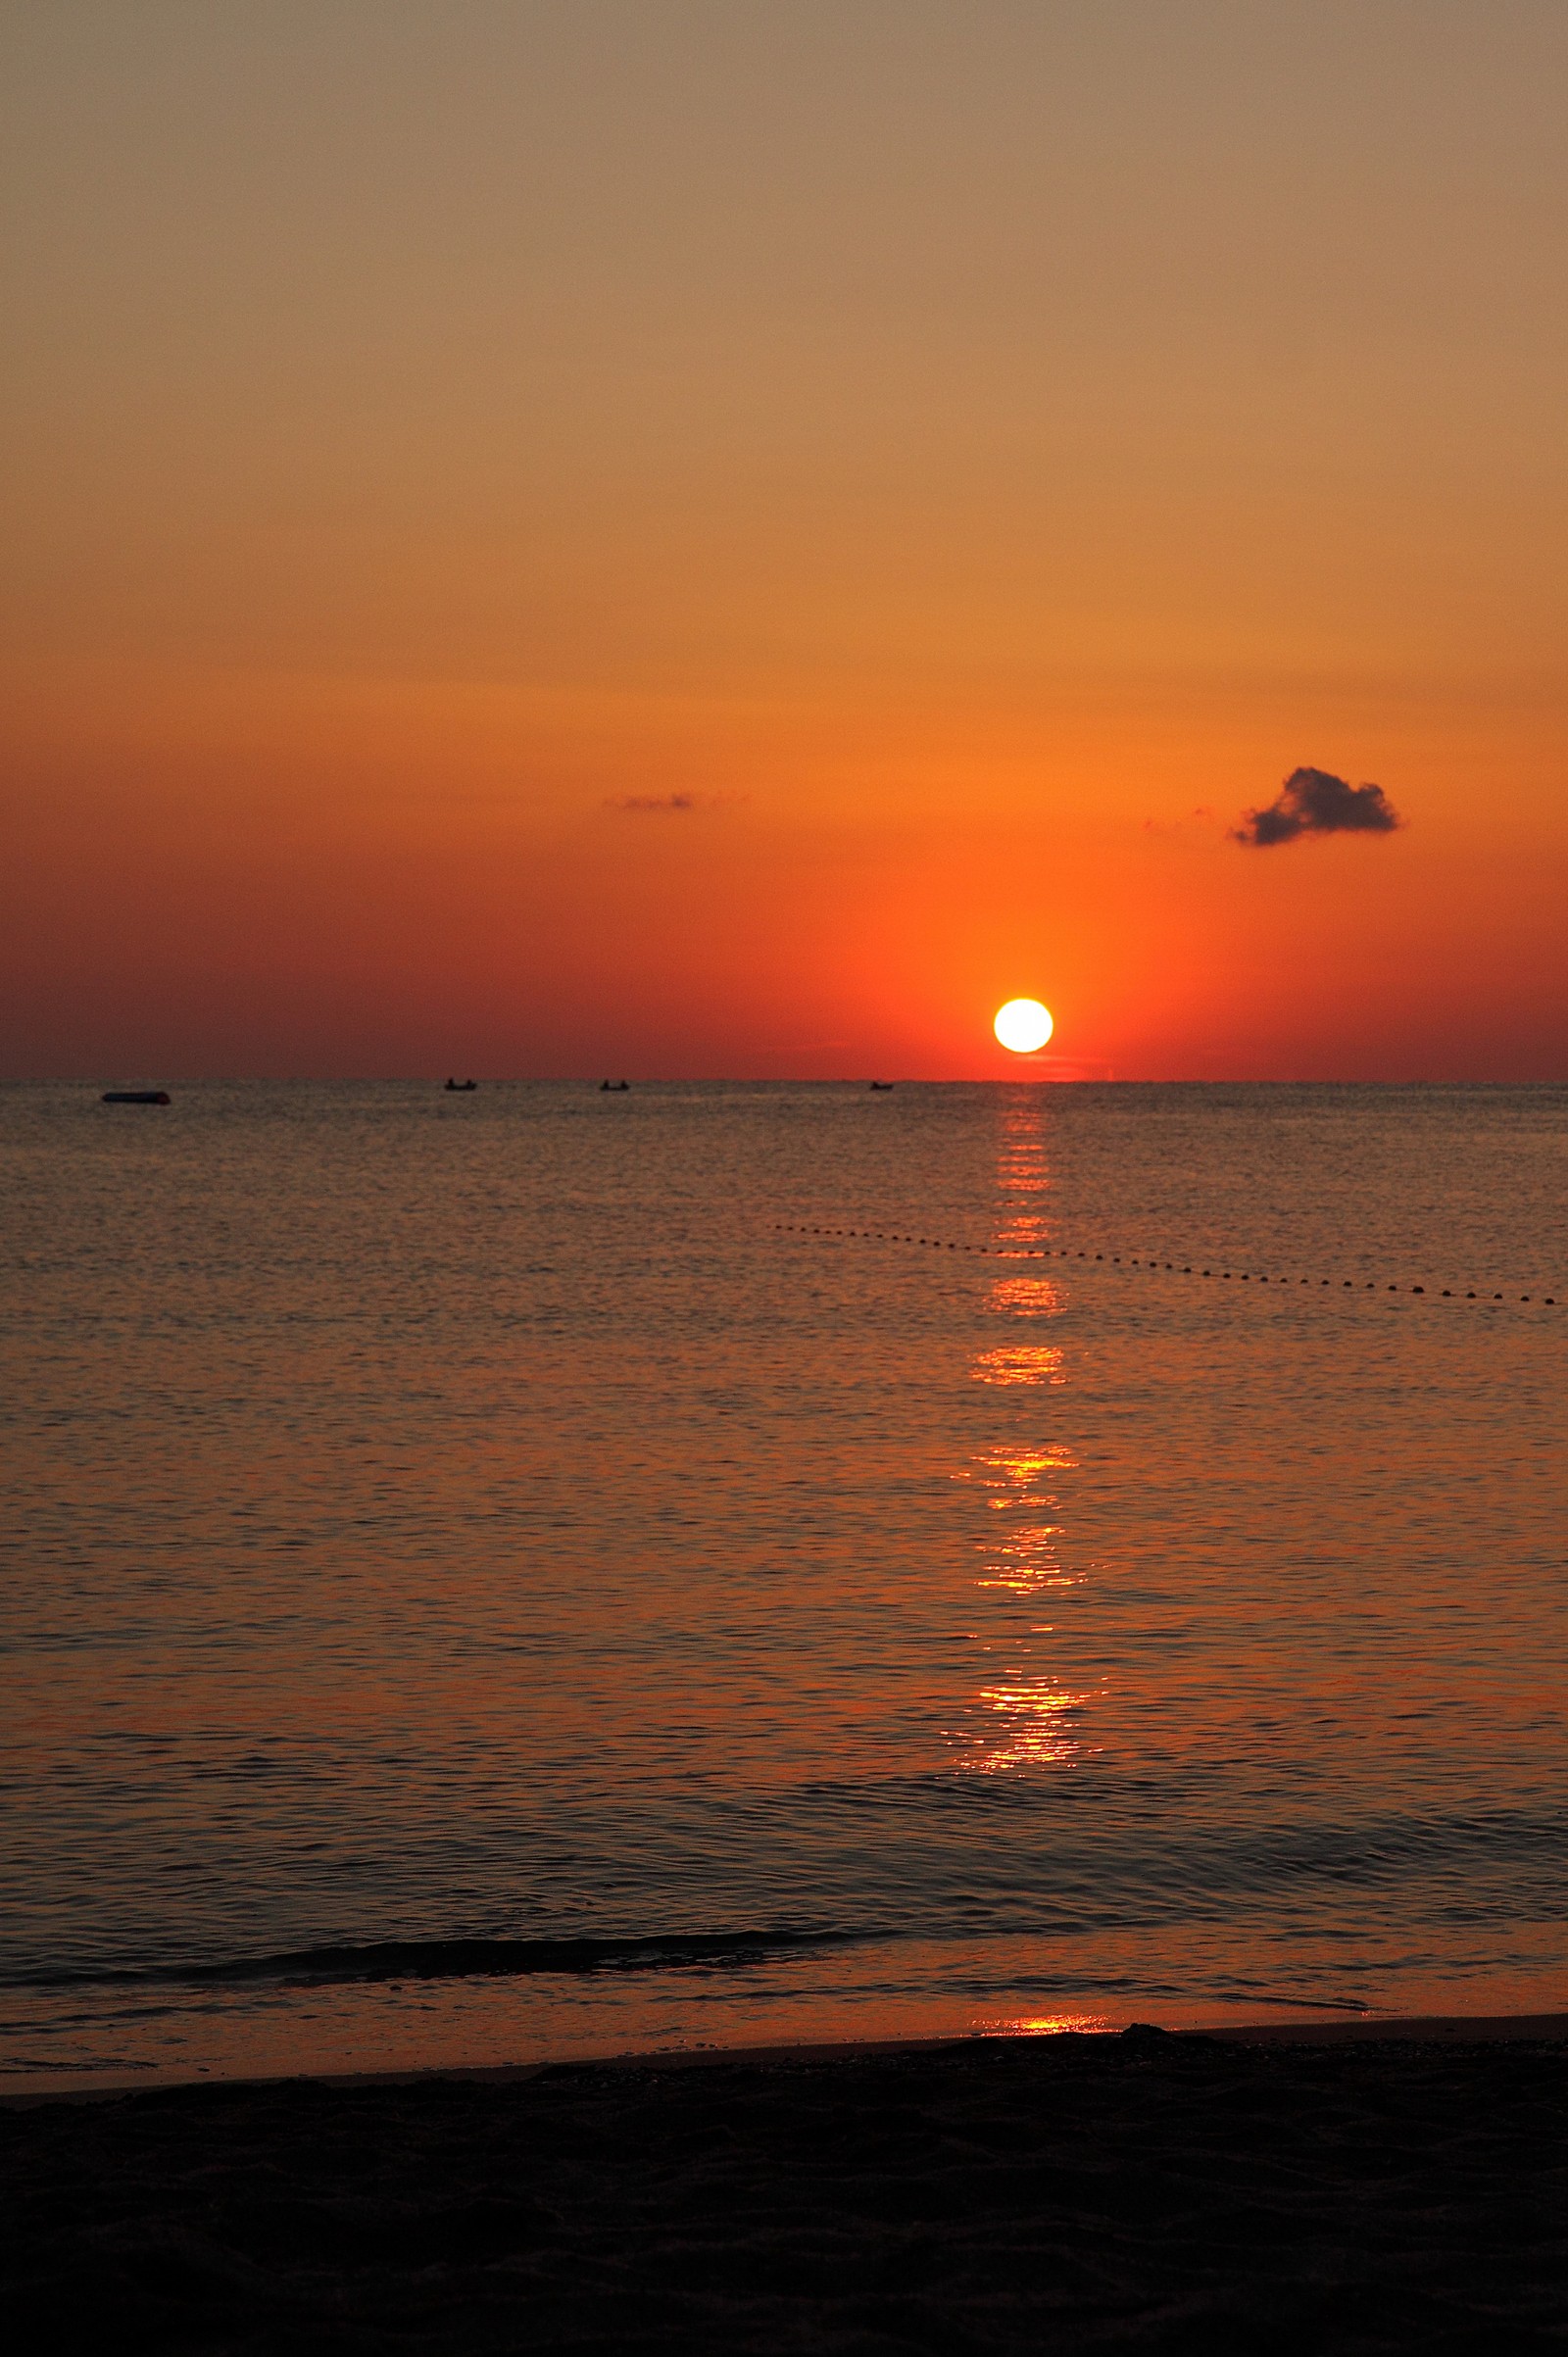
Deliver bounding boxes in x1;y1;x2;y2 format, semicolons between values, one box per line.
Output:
603;789;750;817
1231;766;1402;848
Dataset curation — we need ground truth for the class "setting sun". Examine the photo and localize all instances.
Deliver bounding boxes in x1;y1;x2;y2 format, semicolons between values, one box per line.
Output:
994;1000;1054;1055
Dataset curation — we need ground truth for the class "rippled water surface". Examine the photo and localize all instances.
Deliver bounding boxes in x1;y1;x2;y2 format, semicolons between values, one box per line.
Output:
3;1081;1565;2087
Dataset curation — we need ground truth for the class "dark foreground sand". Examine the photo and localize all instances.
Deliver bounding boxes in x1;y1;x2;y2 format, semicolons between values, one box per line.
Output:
5;2024;1567;2353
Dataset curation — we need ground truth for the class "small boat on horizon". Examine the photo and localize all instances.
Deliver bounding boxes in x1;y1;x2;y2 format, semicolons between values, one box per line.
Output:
869;1080;895;1092
444;1078;478;1092
102;1090;171;1105
600;1079;630;1092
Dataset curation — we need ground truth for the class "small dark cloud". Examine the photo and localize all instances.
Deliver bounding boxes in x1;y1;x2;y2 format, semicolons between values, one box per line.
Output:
606;793;696;814
1232;766;1402;848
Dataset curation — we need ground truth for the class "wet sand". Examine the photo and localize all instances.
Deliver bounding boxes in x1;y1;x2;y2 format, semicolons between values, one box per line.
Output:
4;2021;1567;2352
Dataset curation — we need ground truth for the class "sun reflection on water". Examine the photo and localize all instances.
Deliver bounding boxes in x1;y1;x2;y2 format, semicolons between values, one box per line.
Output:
980;2012;1114;2038
993;1111;1053;1249
962;1442;1078;1595
971;1345;1065;1386
954;1090;1097;1778
972;1673;1091;1770
987;1275;1062;1317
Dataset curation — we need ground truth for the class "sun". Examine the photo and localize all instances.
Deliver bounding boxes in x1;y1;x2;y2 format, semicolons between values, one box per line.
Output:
994;998;1054;1055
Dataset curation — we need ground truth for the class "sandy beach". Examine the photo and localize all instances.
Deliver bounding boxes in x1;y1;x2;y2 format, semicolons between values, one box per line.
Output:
5;2021;1566;2353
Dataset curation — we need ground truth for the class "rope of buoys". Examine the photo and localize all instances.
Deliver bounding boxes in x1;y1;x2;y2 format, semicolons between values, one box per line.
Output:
769;1225;1556;1305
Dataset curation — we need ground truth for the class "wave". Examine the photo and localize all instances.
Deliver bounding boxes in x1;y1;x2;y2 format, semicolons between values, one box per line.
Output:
19;1927;856;1993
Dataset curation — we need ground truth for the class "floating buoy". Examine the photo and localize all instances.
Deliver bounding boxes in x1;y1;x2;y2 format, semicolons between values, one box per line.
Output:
778;1219;1556;1309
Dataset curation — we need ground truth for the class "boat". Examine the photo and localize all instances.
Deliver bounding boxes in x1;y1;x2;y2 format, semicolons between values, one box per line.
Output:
102;1090;171;1105
600;1080;630;1092
869;1080;895;1092
444;1078;478;1092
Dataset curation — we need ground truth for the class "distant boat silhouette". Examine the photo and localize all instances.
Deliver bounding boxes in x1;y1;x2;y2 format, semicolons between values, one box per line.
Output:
444;1078;477;1092
102;1090;171;1105
600;1079;630;1092
869;1080;895;1092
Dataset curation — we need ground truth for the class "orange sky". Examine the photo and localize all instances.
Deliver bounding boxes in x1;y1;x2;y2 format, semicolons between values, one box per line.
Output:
4;3;1565;1078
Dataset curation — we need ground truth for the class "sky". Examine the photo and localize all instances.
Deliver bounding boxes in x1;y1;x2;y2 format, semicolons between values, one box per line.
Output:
3;1;1565;1079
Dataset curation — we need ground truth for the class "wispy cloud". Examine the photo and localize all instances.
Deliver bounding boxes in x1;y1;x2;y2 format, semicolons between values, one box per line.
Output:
602;790;750;816
1232;766;1402;848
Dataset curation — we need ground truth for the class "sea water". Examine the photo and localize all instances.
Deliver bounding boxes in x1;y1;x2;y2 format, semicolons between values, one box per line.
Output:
2;1081;1564;2090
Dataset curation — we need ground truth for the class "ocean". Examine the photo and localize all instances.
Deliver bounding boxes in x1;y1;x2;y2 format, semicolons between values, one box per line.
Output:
3;1080;1564;2091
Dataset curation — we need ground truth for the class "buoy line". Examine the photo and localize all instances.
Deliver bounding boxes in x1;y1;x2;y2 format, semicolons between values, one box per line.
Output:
769;1225;1557;1306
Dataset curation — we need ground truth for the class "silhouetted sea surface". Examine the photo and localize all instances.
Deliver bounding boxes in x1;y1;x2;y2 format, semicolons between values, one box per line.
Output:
2;1081;1564;2090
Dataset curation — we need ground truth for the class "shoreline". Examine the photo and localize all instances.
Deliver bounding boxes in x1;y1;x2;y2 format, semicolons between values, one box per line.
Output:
6;2004;1566;2111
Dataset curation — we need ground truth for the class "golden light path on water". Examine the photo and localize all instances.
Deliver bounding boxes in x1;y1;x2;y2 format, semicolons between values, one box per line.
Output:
960;1090;1094;1779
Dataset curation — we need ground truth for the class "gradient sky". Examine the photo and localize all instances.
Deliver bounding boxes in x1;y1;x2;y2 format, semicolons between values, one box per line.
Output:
4;2;1565;1078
